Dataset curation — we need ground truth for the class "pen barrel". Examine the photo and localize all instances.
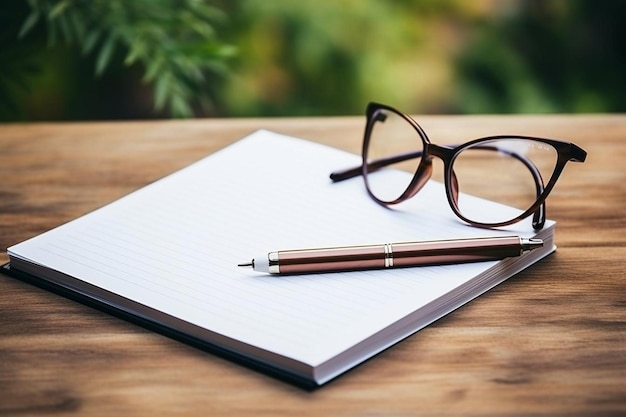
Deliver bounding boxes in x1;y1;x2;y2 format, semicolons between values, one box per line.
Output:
274;245;388;274
391;236;523;267
273;236;525;274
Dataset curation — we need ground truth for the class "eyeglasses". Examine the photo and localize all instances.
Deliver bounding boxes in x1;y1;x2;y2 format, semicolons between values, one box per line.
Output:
330;102;587;230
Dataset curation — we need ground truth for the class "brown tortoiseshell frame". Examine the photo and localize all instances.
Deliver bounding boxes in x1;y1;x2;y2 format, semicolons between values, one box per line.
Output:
330;102;587;230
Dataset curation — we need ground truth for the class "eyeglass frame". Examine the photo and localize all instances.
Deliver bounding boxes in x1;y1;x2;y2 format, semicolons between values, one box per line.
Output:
330;102;587;230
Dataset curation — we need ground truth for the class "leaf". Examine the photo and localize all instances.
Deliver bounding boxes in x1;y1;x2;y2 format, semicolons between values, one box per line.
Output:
124;40;146;66
82;30;102;55
143;55;163;82
56;12;73;42
154;73;170;110
49;0;71;19
18;11;40;39
95;34;116;76
68;10;87;42
170;94;192;118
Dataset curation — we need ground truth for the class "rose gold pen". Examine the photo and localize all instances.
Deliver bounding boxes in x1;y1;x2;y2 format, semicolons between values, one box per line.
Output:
238;235;543;275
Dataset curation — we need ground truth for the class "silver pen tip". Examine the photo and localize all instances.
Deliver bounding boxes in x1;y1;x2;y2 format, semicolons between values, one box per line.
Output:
520;238;543;252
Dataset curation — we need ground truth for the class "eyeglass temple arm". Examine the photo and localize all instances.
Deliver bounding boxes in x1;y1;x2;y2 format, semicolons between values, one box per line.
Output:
328;145;547;228
329;150;422;182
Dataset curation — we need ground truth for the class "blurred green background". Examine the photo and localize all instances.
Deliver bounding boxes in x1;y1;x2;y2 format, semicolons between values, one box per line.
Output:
1;0;624;121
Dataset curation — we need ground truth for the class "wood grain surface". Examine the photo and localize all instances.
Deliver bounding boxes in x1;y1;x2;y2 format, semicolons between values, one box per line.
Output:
1;115;624;416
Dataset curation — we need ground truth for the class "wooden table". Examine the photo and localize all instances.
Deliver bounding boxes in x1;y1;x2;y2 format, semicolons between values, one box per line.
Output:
1;115;624;416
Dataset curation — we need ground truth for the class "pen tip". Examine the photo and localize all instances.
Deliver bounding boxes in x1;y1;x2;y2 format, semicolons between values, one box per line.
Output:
520;238;543;252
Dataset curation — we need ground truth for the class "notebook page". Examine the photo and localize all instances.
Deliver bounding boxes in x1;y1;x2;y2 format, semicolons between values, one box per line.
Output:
8;130;549;367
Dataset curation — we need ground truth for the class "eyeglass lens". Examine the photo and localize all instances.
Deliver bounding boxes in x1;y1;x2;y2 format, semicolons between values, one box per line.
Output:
452;138;558;224
365;109;423;202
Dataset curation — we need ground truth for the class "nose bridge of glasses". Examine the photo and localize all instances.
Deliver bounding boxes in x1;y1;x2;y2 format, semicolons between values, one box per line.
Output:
426;143;456;161
423;143;461;207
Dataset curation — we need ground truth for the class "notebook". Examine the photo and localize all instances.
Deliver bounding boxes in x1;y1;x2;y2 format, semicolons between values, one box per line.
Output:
4;130;555;387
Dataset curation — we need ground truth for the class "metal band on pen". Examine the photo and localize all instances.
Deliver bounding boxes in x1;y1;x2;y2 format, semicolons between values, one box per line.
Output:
384;243;393;268
268;252;280;274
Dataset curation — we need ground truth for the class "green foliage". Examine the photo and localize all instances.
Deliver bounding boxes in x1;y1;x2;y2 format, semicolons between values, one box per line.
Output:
2;0;624;120
218;0;464;116
0;2;35;117
455;1;626;113
18;0;235;117
220;0;626;116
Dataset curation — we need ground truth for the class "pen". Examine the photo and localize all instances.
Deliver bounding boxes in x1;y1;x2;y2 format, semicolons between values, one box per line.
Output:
238;235;543;275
